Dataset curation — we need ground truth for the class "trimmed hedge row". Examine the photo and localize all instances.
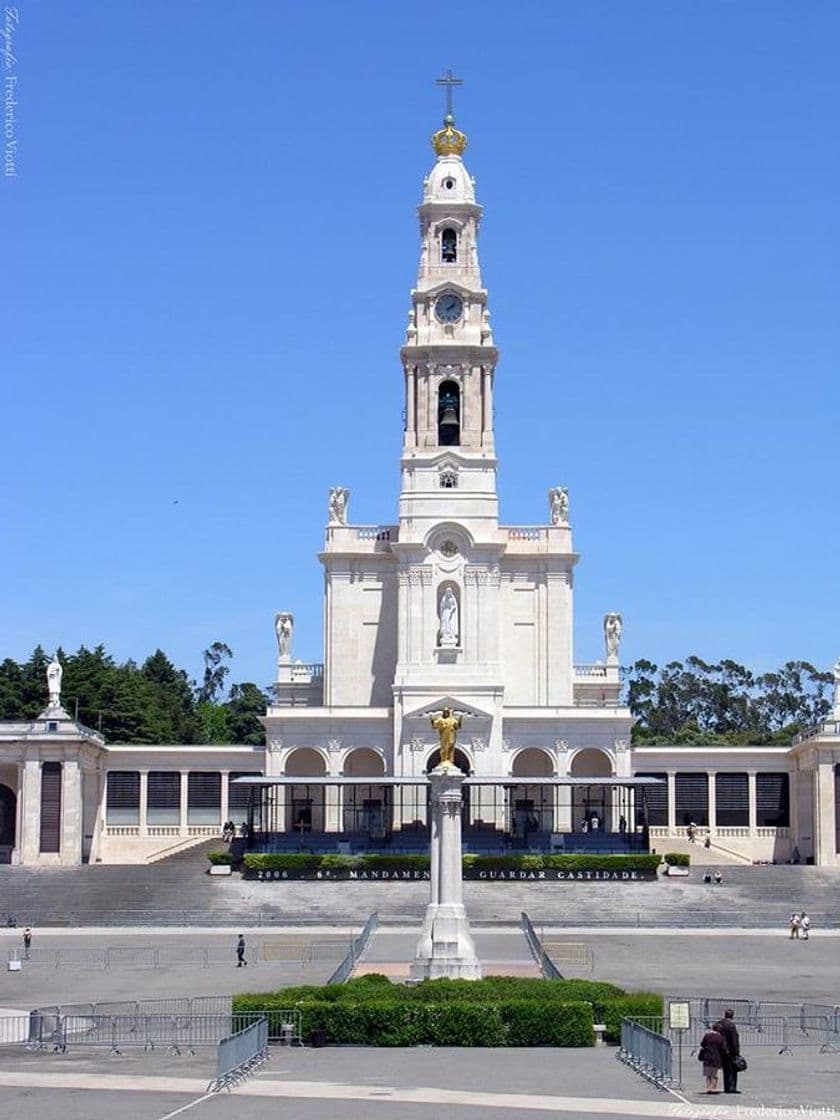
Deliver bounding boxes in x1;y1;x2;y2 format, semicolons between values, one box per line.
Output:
233;976;663;1047
240;852;663;873
240;998;594;1047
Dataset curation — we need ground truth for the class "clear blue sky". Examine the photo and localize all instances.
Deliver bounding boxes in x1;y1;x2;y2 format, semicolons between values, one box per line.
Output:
5;1;839;689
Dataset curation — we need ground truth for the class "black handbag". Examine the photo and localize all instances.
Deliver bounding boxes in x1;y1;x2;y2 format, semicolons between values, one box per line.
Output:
733;1056;747;1072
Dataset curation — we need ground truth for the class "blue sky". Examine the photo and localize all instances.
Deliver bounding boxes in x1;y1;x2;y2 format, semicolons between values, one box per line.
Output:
5;1;839;689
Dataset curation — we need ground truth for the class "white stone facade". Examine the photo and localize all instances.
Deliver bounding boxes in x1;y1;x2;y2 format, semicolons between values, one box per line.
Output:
265;123;631;796
0;115;838;868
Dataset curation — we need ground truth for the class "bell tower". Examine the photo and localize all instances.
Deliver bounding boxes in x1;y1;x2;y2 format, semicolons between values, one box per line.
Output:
399;83;499;544
392;78;506;768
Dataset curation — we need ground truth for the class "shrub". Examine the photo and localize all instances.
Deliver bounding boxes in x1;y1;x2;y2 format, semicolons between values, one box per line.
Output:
599;993;664;1043
499;1000;594;1046
207;851;233;865
360;855;431;871
233;976;650;1047
292;999;588;1046
242;853;324;872
318;854;360;871
663;853;690;867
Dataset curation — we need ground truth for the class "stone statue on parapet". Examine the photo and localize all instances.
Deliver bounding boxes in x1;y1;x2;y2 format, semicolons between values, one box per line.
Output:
46;652;62;710
426;706;474;767
275;612;293;660
328;486;349;525
548;486;569;526
604;612;622;661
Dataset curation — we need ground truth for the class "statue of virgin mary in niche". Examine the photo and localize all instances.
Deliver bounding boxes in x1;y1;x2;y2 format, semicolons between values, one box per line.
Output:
438;587;459;647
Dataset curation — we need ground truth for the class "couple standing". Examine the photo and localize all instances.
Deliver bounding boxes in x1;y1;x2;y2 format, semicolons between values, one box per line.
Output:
699;1009;742;1095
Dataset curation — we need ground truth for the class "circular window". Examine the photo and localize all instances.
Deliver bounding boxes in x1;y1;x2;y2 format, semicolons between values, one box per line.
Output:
444;177;455;190
440;540;458;558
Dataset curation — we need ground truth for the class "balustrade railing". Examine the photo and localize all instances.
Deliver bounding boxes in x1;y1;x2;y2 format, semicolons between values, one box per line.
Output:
355;526;395;541
793;719;840;745
574;664;609;678
506;527;541;541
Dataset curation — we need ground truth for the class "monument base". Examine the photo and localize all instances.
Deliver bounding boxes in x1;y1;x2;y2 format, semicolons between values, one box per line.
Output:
410;902;482;980
410;763;482;981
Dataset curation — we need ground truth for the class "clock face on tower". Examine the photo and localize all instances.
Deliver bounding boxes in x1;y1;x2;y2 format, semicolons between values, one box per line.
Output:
434;291;463;324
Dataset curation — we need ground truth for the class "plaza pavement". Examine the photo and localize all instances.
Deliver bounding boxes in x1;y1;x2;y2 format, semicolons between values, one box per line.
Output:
2;926;839;1116
3;925;840;1006
0;1041;837;1118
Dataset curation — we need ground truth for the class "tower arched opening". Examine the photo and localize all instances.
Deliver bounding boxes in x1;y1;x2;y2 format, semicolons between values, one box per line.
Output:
437;380;460;446
441;227;457;263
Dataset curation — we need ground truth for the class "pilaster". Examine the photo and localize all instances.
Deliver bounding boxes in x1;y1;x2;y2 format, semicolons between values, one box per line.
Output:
666;770;676;832
20;758;41;862
179;769;190;836
747;771;758;834
61;757;82;865
139;770;148;836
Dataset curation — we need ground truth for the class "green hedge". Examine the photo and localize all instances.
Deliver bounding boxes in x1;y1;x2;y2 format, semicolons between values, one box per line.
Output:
207;851;233;865
235;975;628;1009
280;999;593;1047
244;852;661;874
234;976;657;1047
597;994;663;1043
663;852;690;867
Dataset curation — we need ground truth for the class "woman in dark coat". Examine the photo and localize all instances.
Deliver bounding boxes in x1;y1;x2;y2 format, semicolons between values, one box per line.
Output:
699;1026;728;1094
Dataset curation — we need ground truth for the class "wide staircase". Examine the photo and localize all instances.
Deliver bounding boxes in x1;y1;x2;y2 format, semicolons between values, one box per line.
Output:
1;849;838;929
651;835;749;866
0;840;235;927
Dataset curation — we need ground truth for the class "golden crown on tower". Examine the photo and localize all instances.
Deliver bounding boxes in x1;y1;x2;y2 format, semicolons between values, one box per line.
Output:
431;113;468;157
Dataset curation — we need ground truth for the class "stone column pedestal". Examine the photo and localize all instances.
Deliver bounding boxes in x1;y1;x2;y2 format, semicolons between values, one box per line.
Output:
410;765;481;981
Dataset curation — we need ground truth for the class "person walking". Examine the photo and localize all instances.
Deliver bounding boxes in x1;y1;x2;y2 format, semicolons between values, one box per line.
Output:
715;1010;742;1094
698;1024;728;1094
800;912;811;940
236;934;247;967
22;927;32;960
789;912;800;939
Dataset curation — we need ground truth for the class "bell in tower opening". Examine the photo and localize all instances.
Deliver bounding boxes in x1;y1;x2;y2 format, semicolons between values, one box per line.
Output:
441;227;457;263
437;380;460;445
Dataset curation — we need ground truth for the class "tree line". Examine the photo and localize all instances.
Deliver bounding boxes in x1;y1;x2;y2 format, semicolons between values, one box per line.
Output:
0;645;832;746
626;656;833;744
0;641;266;745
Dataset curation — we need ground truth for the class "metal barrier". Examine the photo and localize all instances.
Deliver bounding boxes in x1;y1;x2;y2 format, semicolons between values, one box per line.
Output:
15;938;347;972
209;1019;269;1092
541;940;594;974
34;995;233;1021
520;912;563;979
237;1008;303;1045
665;997;840;1054
327;911;379;984
0;1013;243;1055
617;1018;674;1089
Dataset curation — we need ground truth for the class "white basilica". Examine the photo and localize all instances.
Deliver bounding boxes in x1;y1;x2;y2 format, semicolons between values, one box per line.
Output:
1;101;839;869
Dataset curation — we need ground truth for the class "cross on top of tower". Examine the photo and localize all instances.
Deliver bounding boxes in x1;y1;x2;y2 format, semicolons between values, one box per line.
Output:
431;71;467;157
435;69;463;121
